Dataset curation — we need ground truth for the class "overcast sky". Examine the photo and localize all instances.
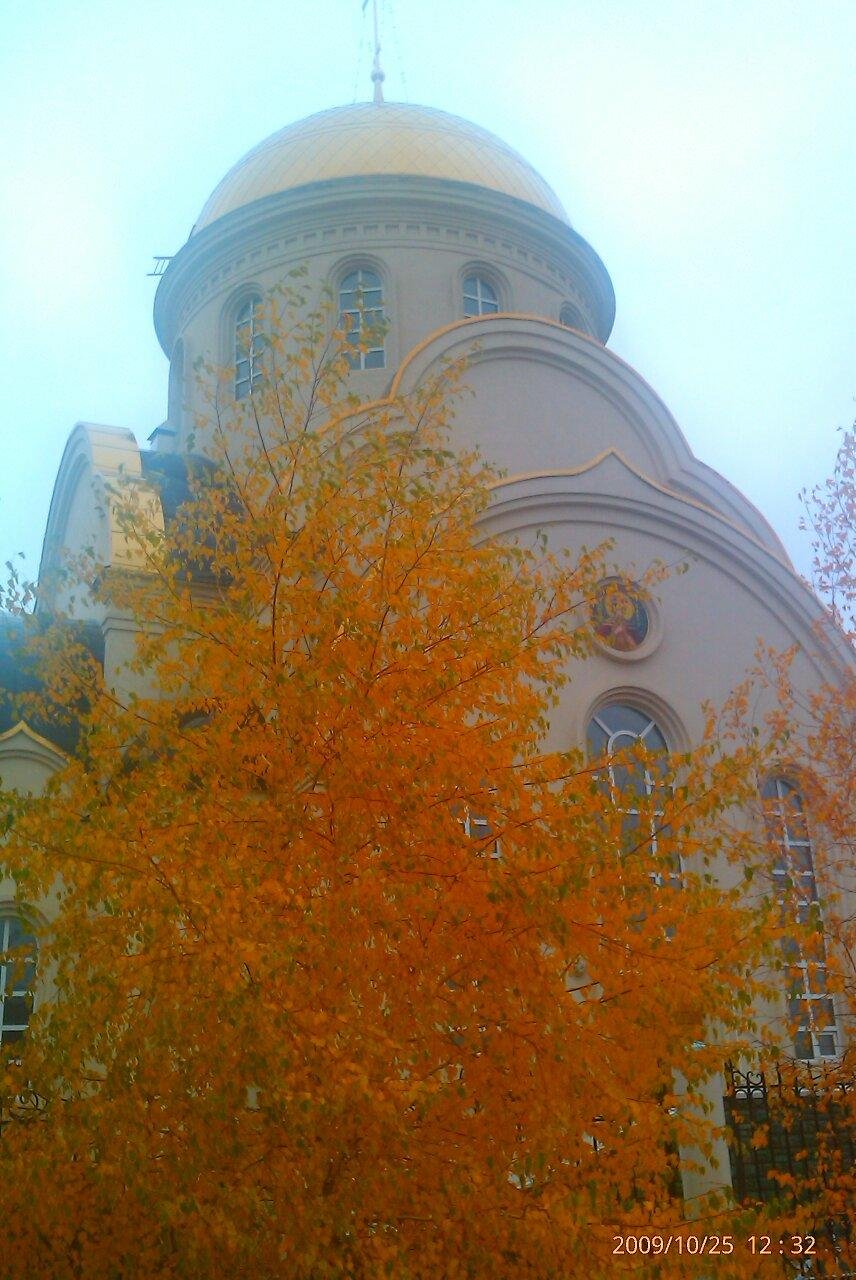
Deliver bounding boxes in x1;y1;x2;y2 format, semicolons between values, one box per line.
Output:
1;0;853;584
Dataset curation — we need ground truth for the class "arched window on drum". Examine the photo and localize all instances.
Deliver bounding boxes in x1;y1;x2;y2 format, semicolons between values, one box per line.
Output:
234;294;265;400
168;338;184;429
462;273;499;318
762;776;837;1060
339;269;385;370
559;302;584;330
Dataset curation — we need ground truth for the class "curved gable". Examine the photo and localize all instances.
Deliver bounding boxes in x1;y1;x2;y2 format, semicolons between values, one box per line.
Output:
391;316;790;561
0;721;67;794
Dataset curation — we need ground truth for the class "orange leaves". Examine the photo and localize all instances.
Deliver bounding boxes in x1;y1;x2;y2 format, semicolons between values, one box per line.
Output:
727;425;856;1268
0;293;803;1279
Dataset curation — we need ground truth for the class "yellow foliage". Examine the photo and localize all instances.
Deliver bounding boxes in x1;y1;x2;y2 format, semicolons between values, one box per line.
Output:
0;288;810;1278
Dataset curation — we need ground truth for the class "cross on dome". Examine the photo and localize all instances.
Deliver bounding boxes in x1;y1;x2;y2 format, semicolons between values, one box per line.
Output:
367;0;385;104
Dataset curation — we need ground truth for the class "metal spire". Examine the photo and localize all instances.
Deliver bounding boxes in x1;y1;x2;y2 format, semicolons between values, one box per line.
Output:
369;0;385;103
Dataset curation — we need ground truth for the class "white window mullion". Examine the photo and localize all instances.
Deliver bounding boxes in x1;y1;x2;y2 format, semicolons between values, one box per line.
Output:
763;776;837;1060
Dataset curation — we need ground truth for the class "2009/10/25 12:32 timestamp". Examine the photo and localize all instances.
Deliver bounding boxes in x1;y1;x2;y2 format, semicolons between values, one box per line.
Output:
611;1233;817;1258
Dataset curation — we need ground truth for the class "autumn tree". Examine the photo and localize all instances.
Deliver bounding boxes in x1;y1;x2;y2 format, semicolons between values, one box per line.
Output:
802;423;855;638
742;424;856;1263
800;425;856;1051
770;424;855;1052
1;287;787;1279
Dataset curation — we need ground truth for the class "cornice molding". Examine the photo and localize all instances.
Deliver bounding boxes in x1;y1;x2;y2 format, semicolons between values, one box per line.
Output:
154;175;615;354
481;459;853;682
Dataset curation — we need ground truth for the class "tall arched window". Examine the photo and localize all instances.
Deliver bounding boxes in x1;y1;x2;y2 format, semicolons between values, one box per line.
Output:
339;269;385;370
587;702;668;798
463;274;499;317
0;913;37;1044
168;338;184;428
762;776;837;1059
587;702;679;885
234;295;264;399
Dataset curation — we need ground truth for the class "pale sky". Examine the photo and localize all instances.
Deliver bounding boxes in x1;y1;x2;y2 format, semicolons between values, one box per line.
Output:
1;0;853;583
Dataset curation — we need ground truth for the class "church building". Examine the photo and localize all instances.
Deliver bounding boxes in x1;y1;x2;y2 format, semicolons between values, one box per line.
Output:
1;82;851;1210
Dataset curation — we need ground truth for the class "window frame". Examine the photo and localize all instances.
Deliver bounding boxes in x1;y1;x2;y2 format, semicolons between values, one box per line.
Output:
460;808;502;860
168;337;185;429
587;701;682;888
338;266;386;371
559;301;585;331
462;272;500;318
233;292;265;400
0;911;38;1045
762;775;838;1061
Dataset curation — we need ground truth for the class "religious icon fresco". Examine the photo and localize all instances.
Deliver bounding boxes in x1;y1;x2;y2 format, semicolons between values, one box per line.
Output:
592;580;649;652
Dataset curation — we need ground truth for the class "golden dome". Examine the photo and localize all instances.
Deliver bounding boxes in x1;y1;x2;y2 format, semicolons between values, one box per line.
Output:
193;103;569;233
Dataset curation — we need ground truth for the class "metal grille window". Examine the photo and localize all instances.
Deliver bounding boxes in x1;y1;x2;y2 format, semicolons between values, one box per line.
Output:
462;274;499;317
339;269;385;369
763;777;837;1060
234;295;264;399
724;1061;854;1275
0;914;37;1045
